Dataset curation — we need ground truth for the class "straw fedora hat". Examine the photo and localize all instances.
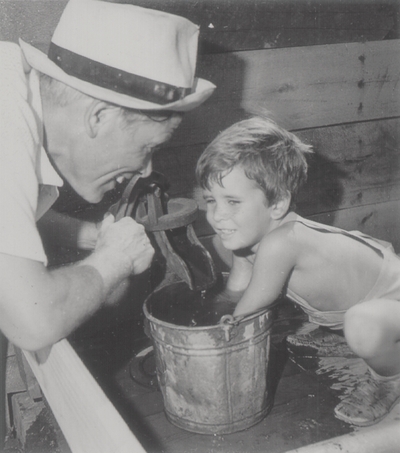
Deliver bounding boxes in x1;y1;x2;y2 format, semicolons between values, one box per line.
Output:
20;0;215;112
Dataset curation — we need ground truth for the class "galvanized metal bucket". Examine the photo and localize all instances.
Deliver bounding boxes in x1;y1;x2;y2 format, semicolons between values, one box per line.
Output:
143;279;274;435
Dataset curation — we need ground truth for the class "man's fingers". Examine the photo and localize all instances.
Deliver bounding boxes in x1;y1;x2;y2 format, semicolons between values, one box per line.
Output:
100;213;115;231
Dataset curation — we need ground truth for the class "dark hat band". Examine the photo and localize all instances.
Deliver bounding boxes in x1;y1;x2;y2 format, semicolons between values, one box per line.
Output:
48;42;192;105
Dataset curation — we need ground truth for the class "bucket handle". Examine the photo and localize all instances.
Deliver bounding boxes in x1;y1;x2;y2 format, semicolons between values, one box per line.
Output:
219;315;243;342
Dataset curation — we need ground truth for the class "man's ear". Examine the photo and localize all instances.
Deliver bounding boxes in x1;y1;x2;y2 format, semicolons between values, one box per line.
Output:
84;101;119;138
271;192;291;220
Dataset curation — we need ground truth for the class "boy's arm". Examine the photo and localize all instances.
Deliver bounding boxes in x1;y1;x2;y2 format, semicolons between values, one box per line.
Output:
222;252;254;302
233;230;297;317
211;235;252;302
227;253;253;291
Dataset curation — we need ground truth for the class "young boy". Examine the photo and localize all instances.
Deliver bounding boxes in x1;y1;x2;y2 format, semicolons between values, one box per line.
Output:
195;116;400;427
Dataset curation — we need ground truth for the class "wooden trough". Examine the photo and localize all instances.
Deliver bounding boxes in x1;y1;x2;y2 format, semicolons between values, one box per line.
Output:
1;1;399;451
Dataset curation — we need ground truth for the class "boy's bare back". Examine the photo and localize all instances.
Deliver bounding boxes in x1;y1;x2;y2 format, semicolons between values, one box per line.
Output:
277;218;383;312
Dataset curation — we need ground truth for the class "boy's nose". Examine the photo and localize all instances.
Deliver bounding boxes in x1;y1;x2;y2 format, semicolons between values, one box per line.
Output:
212;204;229;222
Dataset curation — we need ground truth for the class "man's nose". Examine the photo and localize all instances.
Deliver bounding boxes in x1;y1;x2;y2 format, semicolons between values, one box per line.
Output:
140;160;153;177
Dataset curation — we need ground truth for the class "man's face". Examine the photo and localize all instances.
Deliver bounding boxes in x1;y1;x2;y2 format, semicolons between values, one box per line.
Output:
65;113;182;203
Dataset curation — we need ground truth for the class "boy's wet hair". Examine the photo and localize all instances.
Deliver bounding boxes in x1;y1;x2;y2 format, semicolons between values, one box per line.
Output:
196;116;313;208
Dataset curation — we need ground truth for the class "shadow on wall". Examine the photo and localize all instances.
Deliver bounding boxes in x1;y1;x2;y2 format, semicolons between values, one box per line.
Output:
297;151;346;220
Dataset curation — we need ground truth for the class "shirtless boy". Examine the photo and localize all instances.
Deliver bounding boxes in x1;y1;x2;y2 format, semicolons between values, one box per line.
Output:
195;116;400;426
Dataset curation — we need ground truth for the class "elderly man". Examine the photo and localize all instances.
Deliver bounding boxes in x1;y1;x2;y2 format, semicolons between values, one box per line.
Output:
0;0;215;352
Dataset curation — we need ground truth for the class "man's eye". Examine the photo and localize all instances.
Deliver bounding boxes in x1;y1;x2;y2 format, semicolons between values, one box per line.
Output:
228;200;240;205
204;198;215;204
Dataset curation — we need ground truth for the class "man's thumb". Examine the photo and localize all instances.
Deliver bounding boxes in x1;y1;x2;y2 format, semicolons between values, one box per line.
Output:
101;213;115;231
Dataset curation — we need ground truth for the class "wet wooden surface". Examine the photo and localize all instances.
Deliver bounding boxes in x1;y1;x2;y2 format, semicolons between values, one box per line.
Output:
69;297;357;453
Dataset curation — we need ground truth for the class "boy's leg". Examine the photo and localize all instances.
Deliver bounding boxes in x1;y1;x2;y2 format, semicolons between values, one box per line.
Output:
286;323;356;357
334;368;400;426
335;299;400;426
344;299;400;376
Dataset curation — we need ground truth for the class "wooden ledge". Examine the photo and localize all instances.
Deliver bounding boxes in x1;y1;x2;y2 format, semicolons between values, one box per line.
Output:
23;339;146;453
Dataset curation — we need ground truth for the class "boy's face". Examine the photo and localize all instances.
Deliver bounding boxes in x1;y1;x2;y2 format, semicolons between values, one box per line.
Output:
203;166;275;252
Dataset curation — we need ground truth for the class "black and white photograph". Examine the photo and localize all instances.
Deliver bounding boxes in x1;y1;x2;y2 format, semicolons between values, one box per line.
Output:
0;1;399;452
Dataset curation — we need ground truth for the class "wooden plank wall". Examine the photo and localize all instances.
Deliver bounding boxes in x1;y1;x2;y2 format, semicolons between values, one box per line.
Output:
148;0;400;250
1;0;399;251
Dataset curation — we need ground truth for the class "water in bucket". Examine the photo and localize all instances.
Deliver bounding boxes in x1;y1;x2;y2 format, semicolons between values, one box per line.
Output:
147;273;237;327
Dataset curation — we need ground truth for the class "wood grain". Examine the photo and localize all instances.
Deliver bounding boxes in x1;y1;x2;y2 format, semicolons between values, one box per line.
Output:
1;1;394;54
167;39;400;150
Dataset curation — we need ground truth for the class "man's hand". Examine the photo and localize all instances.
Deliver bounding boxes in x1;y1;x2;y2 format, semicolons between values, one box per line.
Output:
83;214;154;290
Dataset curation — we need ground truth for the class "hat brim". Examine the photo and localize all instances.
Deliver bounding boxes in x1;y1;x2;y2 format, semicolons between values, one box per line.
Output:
20;39;215;112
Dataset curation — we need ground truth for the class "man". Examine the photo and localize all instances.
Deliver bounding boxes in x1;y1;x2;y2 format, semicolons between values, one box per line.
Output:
0;0;215;352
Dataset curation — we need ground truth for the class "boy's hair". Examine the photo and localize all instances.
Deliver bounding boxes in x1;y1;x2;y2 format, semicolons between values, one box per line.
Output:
196;117;313;208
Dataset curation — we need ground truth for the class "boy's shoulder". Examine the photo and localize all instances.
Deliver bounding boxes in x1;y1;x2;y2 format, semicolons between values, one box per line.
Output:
256;219;300;271
279;212;395;252
260;216;300;253
261;212;319;252
268;212;303;240
274;212;334;238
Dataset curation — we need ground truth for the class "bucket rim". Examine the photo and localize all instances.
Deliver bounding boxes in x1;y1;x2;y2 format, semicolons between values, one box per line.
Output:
142;273;272;331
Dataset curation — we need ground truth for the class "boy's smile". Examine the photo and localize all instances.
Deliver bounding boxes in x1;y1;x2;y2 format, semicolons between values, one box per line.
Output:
203;166;275;252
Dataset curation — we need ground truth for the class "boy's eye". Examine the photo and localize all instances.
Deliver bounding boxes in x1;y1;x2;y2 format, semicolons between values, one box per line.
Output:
204;198;215;204
228;199;240;205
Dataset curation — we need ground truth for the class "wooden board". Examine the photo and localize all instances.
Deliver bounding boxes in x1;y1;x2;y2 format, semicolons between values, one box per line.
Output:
296;118;400;215
1;0;395;54
0;0;67;51
123;0;396;54
309;198;400;251
168;39;400;149
286;404;400;453
22;340;147;453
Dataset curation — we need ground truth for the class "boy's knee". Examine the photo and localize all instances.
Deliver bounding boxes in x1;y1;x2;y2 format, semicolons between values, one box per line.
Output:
344;301;385;359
